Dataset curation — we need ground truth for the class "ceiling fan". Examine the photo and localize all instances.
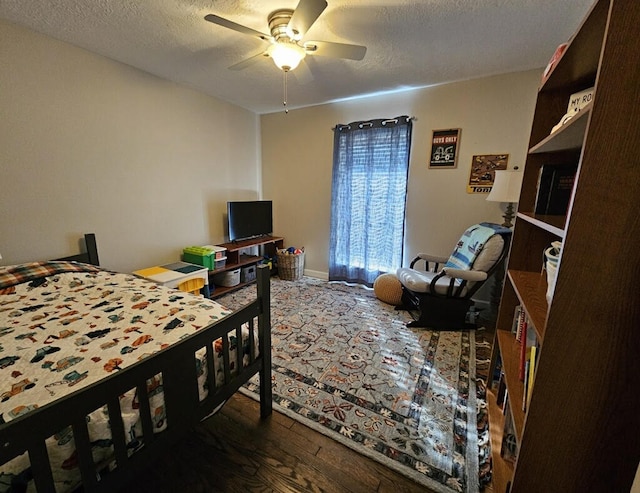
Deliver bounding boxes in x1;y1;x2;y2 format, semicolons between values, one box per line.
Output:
204;0;367;73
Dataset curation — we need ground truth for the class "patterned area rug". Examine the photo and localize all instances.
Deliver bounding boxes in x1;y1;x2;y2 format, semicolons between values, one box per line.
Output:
218;277;480;493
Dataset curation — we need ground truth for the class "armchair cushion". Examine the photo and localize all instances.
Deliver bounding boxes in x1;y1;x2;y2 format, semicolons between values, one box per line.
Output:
465;234;504;272
397;268;467;296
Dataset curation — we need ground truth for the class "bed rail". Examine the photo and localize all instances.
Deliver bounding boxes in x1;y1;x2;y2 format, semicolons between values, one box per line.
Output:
54;233;100;266
0;264;272;492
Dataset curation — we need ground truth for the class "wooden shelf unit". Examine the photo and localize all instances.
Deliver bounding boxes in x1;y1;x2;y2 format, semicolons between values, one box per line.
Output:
209;236;284;298
488;1;640;492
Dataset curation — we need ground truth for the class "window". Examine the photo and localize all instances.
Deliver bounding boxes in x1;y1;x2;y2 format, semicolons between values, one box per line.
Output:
329;116;413;287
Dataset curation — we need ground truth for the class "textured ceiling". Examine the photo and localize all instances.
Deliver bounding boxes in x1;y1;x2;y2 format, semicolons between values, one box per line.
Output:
0;0;594;114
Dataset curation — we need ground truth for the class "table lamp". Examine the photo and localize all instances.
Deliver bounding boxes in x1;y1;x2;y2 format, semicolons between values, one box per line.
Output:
487;169;523;228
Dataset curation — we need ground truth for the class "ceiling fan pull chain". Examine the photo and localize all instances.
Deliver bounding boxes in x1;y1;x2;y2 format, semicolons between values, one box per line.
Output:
283;70;289;114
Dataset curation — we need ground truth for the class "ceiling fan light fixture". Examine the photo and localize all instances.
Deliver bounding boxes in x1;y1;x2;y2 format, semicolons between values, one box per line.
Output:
269;42;306;71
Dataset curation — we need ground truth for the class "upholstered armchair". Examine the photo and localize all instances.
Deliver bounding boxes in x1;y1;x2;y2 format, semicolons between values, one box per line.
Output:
396;223;512;329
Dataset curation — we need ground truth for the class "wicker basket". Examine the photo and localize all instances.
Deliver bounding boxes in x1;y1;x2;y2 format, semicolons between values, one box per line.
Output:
277;250;305;281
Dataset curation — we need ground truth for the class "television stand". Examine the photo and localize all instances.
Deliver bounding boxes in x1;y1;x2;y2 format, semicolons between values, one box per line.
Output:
209;235;284;298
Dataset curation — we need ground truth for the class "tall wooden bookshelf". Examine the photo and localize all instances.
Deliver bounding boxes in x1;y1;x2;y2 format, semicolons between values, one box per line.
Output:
488;1;640;491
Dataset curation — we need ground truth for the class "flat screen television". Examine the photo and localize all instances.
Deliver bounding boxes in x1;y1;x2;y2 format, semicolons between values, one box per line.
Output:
227;200;273;242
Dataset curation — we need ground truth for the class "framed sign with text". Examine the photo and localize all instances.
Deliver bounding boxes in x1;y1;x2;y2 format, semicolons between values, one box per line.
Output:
429;128;461;169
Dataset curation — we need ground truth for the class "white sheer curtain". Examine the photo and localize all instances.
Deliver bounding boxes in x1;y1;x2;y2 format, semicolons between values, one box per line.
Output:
329;116;412;287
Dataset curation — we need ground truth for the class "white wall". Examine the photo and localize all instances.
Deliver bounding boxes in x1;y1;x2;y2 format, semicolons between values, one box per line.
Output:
0;19;261;273
260;70;541;280
1;17;541;282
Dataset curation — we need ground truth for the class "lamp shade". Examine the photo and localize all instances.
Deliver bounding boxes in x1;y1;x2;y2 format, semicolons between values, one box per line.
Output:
486;170;523;203
269;43;306;71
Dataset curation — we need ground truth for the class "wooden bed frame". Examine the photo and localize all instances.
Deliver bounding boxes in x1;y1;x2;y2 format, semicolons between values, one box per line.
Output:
0;234;272;492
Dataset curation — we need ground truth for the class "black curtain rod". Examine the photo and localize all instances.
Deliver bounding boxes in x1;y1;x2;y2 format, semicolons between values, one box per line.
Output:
332;116;416;131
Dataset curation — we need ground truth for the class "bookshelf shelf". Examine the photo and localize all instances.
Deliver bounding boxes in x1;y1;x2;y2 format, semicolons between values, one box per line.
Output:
517;212;565;238
496;331;525;438
488;1;640;491
486;390;515;491
529;103;591;154
508;270;548;341
539;0;603;92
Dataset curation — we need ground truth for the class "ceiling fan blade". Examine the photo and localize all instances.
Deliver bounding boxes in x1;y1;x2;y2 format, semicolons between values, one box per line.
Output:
287;0;328;40
292;59;314;84
229;51;269;71
304;40;367;60
204;14;272;42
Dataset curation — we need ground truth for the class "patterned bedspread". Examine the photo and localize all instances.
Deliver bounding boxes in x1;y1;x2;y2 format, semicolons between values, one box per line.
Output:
0;261;250;491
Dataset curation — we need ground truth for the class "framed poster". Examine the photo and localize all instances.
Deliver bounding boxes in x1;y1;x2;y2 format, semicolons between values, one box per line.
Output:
429;129;461;168
467;154;509;193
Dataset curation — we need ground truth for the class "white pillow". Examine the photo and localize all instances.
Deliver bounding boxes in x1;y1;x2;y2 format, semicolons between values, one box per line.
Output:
471;235;504;272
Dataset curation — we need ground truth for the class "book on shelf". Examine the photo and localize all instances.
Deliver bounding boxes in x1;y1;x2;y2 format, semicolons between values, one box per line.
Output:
502;389;509;414
515;305;526;342
496;371;507;407
492;353;503;388
534;164;578;215
522;356;530;411
511;305;522;335
519;321;527;381
519;319;537;382
522;345;539;412
526;345;538;409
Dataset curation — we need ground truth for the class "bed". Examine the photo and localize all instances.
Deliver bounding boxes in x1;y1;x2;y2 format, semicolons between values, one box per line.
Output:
0;234;272;492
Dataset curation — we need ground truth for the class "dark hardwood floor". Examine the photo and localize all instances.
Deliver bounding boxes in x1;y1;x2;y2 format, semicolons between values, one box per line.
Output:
122;393;432;493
